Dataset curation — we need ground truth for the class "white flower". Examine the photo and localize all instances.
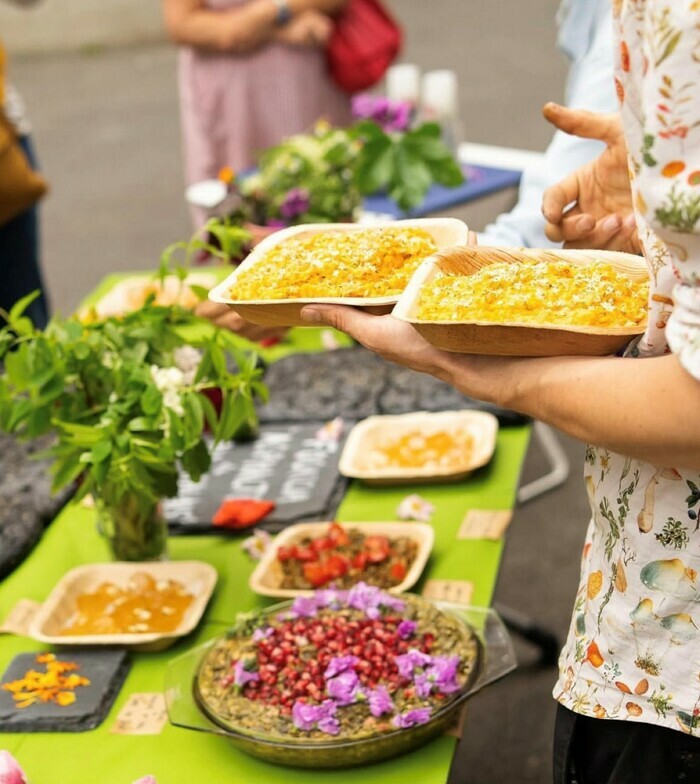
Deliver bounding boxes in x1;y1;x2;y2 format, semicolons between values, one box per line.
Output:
241;529;273;561
397;494;434;522
315;417;344;443
321;329;342;351
150;365;186;417
173;345;202;386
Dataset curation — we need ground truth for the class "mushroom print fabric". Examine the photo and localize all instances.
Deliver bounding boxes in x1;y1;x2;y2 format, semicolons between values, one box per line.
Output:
554;1;700;735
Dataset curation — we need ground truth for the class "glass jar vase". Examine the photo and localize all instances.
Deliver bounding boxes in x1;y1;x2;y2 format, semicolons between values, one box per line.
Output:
96;493;168;561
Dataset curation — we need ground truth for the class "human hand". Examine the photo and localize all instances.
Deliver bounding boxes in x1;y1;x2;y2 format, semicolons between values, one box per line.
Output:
301;306;445;375
299;304;528;409
541;103;640;253
275;10;333;47
195;300;289;343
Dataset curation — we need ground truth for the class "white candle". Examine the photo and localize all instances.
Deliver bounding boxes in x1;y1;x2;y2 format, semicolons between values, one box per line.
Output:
385;63;421;105
420;69;459;120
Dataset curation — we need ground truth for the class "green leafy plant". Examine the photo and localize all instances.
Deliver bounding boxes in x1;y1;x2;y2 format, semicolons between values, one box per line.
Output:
0;289;267;556
159;216;253;270
225;115;464;228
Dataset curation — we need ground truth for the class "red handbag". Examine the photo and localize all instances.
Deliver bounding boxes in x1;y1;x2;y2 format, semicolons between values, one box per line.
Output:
326;0;403;94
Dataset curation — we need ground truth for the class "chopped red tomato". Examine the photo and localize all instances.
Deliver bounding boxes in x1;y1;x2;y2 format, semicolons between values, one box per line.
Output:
303;561;330;587
311;536;334;553
325;554;350;579
389;561;407;582
276;546;295;562
327;522;350;547
293;545;316;562
351;552;368;571
364;535;391;563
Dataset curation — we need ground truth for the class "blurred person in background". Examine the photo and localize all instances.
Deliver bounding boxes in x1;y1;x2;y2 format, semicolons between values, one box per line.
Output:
479;0;620;249
162;0;352;229
0;1;49;329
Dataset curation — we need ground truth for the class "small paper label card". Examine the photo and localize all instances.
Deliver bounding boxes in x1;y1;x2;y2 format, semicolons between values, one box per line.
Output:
421;579;474;606
458;509;513;541
110;692;168;735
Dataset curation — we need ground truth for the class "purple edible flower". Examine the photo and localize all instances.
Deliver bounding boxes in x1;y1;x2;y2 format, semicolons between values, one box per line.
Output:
252;626;273;642
279;187;310;220
351;94;412;132
425;655;461;693
382;594;406;613
347;582;405;619
397;620;417;639
392;708;432;729
413;673;433;698
351;93;377;120
395;649;432;678
233;659;260;687
292;699;339;734
367;686;394;717
327;669;361;706
292;701;324;731
289;595;320;618
315;588;348;609
317;716;341;735
324;655;358;680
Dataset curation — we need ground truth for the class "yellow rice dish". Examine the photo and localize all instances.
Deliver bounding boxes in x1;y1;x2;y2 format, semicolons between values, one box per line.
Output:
231;227;437;300
416;260;649;328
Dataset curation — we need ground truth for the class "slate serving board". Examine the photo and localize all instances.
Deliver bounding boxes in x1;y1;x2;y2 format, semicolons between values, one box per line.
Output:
0;434;74;581
0;649;130;733
259;347;529;426
164;422;350;534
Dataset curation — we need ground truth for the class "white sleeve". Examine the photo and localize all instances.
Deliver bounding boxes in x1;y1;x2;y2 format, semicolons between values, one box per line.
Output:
479;3;618;249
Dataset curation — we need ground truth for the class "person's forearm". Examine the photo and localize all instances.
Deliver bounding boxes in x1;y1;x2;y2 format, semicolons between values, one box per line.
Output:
163;0;278;52
163;0;346;52
289;0;348;13
436;352;700;470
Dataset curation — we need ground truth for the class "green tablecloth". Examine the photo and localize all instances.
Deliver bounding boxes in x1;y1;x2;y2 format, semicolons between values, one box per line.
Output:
0;271;531;783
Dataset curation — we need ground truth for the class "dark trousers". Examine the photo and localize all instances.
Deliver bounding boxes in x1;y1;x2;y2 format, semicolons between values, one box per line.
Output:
0;134;49;329
554;704;700;784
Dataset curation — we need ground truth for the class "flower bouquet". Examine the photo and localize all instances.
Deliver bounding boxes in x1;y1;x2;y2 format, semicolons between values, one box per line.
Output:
0;285;267;561
196;95;464;238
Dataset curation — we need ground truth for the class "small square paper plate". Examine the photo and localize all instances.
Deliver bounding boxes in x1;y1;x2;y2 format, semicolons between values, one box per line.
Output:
207;218;469;327
392;246;648;356
338;410;499;485
88;272;217;319
29;561;218;652
249;521;434;598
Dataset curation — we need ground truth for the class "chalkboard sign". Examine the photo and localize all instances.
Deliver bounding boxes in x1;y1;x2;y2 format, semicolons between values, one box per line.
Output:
164;422;351;534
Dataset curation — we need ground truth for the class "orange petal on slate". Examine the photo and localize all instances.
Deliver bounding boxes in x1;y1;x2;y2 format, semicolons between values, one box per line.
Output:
212;498;276;529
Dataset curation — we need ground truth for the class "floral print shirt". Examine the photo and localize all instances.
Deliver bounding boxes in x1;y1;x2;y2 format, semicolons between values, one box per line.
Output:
554;1;700;735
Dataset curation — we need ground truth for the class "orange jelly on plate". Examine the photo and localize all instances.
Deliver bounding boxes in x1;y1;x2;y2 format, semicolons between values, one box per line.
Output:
60;572;194;636
363;430;474;471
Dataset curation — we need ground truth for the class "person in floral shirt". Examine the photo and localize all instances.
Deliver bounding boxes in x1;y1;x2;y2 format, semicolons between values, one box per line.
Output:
297;3;700;780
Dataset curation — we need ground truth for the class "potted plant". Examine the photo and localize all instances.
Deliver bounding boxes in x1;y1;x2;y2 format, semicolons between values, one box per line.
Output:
0;285;267;561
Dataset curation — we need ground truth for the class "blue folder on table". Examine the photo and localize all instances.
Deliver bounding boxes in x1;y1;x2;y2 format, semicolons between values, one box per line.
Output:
362;164;521;219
